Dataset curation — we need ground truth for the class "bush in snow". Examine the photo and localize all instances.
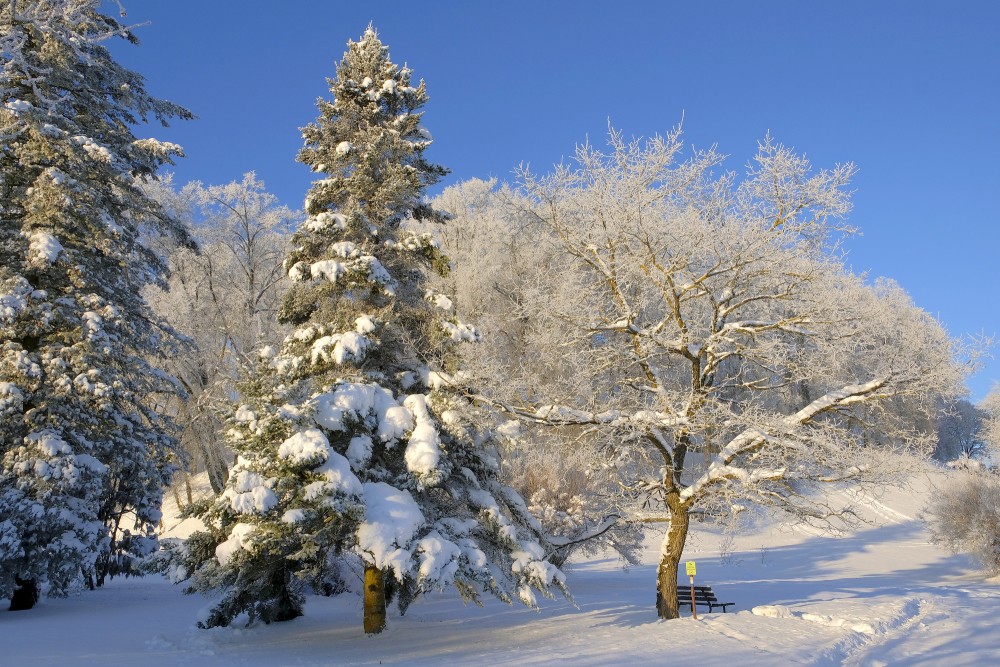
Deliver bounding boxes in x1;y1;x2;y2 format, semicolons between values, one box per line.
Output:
0;0;191;607
499;427;642;567
926;469;1000;574
183;26;566;633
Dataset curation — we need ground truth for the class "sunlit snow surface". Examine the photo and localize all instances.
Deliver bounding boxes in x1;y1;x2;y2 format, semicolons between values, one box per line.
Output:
4;464;1000;666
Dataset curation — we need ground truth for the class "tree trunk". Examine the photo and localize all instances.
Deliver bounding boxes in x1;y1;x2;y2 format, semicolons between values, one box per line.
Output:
9;577;39;611
205;445;229;494
656;496;690;619
363;564;387;634
271;563;302;623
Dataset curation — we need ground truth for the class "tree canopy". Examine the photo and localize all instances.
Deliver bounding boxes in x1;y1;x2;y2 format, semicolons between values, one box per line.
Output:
0;0;191;607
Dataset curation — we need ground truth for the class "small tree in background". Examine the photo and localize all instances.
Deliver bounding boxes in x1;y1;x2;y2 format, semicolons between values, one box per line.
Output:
183;26;565;633
0;0;191;608
934;398;988;463
981;385;1000;459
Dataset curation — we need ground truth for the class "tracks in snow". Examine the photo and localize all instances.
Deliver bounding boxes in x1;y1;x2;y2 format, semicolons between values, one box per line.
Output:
809;597;931;666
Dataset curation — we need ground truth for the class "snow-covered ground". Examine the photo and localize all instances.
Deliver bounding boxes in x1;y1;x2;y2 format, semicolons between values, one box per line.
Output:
3;466;998;666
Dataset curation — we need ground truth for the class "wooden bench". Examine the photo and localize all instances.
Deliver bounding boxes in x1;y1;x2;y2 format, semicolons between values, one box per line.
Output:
676;584;735;613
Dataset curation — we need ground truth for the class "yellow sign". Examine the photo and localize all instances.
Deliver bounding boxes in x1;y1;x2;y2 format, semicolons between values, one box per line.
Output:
685;561;696;577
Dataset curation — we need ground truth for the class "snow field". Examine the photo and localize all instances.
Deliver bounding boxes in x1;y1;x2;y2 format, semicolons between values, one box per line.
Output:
4;465;1000;665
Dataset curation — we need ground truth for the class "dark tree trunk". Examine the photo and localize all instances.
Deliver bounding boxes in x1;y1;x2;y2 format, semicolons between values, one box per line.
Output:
271;573;302;623
205;448;229;494
9;577;39;611
656;495;691;620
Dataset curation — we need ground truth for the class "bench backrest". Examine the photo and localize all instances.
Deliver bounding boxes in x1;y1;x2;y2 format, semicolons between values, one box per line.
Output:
677;586;719;601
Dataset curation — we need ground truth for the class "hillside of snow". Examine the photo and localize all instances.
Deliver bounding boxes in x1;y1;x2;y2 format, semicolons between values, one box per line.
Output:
3;463;999;666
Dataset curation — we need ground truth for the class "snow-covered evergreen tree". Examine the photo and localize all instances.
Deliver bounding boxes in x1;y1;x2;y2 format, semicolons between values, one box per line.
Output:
0;0;191;608
185;26;565;633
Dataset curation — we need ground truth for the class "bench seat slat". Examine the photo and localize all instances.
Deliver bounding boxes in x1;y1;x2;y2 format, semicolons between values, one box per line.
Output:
676;584;735;613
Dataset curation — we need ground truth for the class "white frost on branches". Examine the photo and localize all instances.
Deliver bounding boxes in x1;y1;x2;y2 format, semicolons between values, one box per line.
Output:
26;230;64;265
437;128;968;618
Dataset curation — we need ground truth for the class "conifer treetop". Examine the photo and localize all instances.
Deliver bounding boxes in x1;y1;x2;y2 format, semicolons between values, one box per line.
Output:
298;25;448;231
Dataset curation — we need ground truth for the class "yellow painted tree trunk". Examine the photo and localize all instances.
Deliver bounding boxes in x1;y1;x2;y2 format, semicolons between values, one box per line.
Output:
363;564;387;634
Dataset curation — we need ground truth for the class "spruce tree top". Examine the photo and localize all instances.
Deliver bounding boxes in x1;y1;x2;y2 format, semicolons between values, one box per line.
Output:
279;25;454;369
298;25;448;230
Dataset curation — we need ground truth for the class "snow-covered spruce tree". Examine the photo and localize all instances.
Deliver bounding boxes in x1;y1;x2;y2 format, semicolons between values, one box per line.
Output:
185;26;565;633
0;1;191;609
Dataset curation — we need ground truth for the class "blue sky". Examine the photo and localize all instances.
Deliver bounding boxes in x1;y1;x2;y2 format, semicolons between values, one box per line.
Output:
106;1;999;401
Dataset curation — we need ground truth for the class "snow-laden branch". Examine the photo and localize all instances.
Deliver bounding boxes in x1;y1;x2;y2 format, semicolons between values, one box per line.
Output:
785;377;890;424
546;514;620;549
679;377;890;504
486;397;690;432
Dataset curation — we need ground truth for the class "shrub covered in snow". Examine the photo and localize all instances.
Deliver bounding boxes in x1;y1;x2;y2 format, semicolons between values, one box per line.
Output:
926;469;1000;574
500;429;642;567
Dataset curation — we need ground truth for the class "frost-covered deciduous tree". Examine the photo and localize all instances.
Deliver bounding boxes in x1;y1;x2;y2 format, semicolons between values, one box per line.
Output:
431;178;643;566
183;26;565;633
145;173;296;494
0;0;191;608
466;128;965;619
981;386;1000;458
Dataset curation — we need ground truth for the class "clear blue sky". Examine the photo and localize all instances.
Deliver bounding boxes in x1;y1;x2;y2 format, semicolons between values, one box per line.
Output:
106;1;999;401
